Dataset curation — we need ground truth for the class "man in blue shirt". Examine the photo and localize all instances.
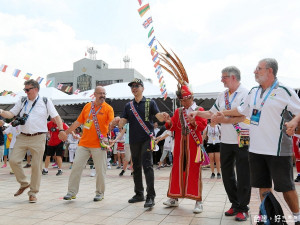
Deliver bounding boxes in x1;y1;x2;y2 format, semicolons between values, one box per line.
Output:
117;78;166;208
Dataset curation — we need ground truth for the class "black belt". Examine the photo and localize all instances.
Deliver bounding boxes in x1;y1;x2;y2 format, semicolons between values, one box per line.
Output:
21;132;45;136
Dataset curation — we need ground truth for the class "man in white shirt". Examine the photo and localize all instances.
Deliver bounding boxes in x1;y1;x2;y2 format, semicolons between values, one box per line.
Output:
189;66;251;222
217;58;300;224
0;79;66;203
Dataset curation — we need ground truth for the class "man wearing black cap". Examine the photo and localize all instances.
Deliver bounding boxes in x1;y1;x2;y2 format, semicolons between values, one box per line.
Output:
115;78;166;208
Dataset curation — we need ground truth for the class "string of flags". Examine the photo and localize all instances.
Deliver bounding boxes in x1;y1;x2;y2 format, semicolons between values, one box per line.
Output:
136;1;168;100
0;63;78;96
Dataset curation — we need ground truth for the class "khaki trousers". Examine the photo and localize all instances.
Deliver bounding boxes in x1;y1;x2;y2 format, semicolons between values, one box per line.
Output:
67;146;107;196
9;133;46;197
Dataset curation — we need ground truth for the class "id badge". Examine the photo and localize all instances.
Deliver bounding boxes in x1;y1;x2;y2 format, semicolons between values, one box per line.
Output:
250;109;261;126
238;129;250;147
83;119;93;129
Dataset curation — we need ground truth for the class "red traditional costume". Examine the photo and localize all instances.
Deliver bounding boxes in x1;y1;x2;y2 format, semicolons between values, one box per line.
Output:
165;105;207;200
157;43;207;201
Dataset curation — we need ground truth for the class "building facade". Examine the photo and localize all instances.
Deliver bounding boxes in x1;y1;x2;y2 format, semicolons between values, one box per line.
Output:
46;58;148;93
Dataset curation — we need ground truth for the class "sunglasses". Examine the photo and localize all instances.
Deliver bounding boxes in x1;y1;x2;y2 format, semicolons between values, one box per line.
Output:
23;87;35;92
130;84;141;89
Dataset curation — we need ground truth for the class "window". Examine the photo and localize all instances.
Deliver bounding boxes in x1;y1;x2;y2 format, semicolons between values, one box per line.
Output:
77;74;92;91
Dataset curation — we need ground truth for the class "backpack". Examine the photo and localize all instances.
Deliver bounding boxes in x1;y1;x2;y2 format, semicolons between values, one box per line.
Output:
256;192;287;225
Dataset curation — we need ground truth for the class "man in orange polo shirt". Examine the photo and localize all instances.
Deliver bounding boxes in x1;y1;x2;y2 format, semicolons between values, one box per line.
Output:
62;86;114;201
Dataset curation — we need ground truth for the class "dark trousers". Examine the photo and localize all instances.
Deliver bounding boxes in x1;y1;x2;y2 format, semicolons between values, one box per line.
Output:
220;143;251;212
130;140;155;199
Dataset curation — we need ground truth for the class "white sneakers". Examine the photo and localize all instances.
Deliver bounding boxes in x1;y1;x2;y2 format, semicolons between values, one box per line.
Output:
163;199;203;213
163;198;179;207
193;201;203;213
90;169;96;177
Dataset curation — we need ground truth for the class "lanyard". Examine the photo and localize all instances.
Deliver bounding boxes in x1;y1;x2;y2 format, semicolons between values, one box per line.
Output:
24;96;40;115
254;80;278;110
88;103;102;119
224;91;241;133
224;91;238;110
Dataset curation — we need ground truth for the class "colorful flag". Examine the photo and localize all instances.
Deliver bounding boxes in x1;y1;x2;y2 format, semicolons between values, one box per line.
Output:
161;89;167;95
12;69;21;77
36;76;44;84
157;70;162;78
154;59;160;68
159;75;164;83
143;17;153;29
45;80;53;87
0;64;8;72
148;36;156;48
74;89;80;95
137;0;143;5
23;73;32;80
155;65;161;73
2;91;8;96
152;53;158;62
57;83;63;90
148;27;154;38
65;86;72;93
163;92;168;100
138;3;150;17
151;45;157;56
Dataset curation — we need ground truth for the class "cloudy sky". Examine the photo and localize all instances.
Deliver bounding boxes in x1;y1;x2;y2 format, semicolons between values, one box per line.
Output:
1;0;300;93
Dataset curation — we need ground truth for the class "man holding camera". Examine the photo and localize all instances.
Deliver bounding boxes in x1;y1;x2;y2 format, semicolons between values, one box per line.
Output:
42;118;68;176
0;79;66;203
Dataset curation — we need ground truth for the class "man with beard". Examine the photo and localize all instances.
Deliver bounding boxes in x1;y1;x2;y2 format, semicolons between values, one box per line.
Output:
62;86;114;202
189;66;251;221
217;58;300;225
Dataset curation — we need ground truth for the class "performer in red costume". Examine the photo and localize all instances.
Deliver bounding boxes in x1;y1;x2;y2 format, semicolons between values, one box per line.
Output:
159;44;207;213
293;135;300;182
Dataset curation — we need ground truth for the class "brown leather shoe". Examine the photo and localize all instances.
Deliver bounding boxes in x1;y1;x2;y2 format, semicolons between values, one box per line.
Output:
29;195;37;203
14;184;30;197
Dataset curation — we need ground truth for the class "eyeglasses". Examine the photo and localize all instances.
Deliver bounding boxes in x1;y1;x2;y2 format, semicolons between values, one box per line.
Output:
255;67;269;71
221;75;230;79
95;92;106;95
130;84;141;89
23;87;35;92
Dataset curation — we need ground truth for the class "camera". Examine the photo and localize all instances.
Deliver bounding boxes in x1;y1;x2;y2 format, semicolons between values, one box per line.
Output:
50;127;57;132
12;114;28;127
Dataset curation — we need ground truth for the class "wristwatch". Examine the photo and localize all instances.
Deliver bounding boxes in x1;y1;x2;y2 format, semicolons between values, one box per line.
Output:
59;129;65;132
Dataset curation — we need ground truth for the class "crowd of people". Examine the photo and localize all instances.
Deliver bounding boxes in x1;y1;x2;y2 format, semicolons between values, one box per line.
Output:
1;56;300;224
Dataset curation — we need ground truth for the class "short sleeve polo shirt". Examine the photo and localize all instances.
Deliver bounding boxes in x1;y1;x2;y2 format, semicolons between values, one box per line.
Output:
238;81;300;156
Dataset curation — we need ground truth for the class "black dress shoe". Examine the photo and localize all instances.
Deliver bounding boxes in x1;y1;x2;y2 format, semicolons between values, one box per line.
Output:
295;175;300;182
128;195;145;203
144;197;155;208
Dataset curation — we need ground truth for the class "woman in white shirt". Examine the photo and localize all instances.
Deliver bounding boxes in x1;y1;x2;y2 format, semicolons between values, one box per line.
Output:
203;121;221;179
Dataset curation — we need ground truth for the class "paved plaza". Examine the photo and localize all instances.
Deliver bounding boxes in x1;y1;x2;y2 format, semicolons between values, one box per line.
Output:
0;162;299;225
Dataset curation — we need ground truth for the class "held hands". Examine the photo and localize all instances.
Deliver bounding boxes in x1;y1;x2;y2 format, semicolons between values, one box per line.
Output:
162;112;171;124
285;120;299;136
58;131;68;142
211;112;225;124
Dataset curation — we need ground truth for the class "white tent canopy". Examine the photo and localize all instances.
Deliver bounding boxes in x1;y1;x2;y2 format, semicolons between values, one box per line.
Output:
1;77;299;106
0;82;175;106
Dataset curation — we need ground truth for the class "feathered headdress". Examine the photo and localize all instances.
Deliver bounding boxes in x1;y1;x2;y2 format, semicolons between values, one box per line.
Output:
157;41;193;99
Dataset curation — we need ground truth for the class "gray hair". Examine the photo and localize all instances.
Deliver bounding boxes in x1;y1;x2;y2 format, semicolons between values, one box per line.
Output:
221;66;241;81
24;79;40;90
260;58;278;76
